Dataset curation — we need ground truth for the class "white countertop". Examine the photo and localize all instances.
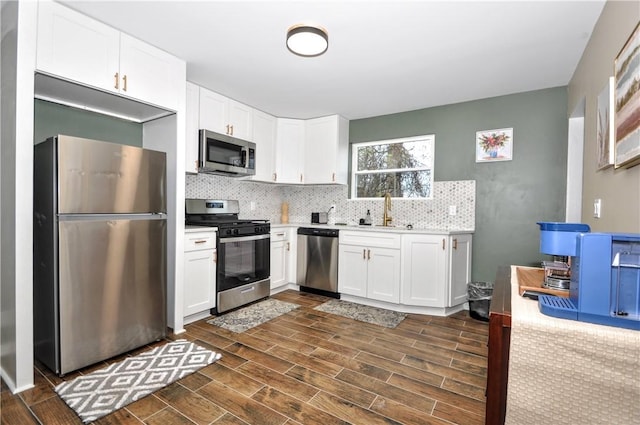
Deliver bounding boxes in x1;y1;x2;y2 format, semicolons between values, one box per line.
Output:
185;225;217;233
270;222;473;235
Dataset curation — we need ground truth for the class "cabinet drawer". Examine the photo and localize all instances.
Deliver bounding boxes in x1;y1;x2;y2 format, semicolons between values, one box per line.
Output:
270;230;288;242
339;231;401;249
184;232;216;251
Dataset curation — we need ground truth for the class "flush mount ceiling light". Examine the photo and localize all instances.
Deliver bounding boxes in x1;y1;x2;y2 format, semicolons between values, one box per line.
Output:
286;24;328;57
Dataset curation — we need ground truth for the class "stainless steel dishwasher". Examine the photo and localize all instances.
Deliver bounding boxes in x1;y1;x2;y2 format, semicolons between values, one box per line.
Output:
296;227;340;298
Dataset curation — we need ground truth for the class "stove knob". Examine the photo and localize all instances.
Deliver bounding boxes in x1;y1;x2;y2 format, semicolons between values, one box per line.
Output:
225;229;232;236
233;228;239;235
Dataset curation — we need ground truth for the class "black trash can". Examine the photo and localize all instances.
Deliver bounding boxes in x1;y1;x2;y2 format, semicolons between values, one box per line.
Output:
467;281;493;322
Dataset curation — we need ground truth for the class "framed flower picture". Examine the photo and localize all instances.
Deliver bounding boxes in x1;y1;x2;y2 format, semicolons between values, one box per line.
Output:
614;22;640;169
476;128;513;162
596;76;615;170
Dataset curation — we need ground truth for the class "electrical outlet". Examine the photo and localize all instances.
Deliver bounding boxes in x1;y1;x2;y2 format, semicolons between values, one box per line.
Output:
593;199;601;218
448;205;457;216
250;201;256;211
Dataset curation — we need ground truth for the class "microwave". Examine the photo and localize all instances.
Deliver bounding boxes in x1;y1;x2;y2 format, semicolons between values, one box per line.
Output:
198;129;256;176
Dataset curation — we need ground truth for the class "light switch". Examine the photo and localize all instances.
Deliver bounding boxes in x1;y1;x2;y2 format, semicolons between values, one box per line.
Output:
250;201;256;211
448;205;457;216
593;199;601;218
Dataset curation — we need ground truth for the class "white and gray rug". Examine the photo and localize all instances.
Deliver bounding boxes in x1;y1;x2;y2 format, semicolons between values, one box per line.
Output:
55;339;221;423
314;299;407;328
207;298;300;333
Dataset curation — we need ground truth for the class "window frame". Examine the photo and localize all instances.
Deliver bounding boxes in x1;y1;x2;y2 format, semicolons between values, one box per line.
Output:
350;134;435;200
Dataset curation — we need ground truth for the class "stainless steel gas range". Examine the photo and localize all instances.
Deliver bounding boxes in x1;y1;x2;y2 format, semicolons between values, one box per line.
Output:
185;199;270;314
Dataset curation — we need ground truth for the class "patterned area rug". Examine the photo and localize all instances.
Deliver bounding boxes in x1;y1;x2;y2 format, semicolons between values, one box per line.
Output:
55;340;221;423
208;298;299;333
314;299;407;328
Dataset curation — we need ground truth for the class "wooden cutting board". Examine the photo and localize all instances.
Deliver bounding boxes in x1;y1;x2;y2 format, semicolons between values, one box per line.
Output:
516;266;569;298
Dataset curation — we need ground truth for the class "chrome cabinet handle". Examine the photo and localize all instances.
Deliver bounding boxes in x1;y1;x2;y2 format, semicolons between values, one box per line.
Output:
286;242;290;251
453;238;458;250
122;74;127;92
194;240;207;244
442;238;445;250
367;249;371;260
362;249;366;259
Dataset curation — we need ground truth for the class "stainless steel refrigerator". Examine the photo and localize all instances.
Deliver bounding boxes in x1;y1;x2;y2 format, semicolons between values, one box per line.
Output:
33;135;167;376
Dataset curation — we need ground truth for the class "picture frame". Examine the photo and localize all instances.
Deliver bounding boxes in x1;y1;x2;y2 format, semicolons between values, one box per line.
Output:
596;76;615;170
614;22;640;169
475;128;513;162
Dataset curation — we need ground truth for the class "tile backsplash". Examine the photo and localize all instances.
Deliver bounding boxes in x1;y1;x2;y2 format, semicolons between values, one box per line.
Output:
185;175;475;230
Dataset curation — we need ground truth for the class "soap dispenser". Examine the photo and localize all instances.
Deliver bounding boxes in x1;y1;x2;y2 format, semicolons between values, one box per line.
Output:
364;209;372;225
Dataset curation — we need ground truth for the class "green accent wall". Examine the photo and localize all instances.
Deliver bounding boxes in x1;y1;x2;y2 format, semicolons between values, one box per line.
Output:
350;87;568;283
34;99;142;146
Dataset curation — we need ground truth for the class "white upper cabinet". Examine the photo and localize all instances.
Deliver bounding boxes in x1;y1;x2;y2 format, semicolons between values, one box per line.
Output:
199;88;253;141
36;1;119;92
36;1;184;111
118;33;184;111
304;115;349;184
275;118;305;184
252;109;277;182
185;82;200;174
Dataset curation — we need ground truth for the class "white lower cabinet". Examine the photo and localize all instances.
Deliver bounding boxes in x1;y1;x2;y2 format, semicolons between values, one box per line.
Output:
184;230;216;321
448;234;472;306
401;235;447;307
270;228;292;291
401;234;472;308
338;231;401;303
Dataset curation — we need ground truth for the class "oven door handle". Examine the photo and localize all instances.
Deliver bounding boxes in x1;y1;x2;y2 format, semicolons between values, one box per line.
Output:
220;234;270;243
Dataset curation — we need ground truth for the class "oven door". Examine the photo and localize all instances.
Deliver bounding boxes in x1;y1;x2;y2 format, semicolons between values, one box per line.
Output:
217;234;270;292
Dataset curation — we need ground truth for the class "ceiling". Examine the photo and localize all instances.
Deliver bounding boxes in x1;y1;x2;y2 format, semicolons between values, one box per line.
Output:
60;1;606;120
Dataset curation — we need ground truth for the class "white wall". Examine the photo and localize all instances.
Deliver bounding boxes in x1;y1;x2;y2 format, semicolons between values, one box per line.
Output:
568;0;640;232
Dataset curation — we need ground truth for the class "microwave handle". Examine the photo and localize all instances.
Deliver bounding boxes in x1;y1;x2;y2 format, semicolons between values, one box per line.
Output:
240;147;248;168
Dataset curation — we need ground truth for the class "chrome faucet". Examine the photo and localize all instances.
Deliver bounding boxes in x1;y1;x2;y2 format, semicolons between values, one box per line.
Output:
383;192;392;226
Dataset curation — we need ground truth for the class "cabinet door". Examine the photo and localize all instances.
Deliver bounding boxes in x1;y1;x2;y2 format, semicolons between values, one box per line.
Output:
36;1;120;93
227;100;253;140
185;82;200;174
270;239;287;290
448;234;472;307
401;235;447;307
183;249;216;316
338;244;368;297
252;110;277;182
367;247;400;303
119;33;184;110
199;88;228;134
304;115;349;184
304;116;338;184
275;118;305;183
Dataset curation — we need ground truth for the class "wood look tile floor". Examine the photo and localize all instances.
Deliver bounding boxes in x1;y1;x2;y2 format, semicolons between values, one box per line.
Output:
1;290;489;425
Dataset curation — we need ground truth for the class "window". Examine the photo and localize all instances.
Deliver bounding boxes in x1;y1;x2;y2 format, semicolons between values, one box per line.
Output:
351;135;434;199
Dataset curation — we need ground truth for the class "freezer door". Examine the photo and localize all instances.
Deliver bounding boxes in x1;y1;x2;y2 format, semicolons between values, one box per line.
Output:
57;217;166;375
56;135;166;214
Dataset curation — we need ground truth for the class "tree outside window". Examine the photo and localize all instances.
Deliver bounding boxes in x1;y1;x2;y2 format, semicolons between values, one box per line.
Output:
351;135;434;199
